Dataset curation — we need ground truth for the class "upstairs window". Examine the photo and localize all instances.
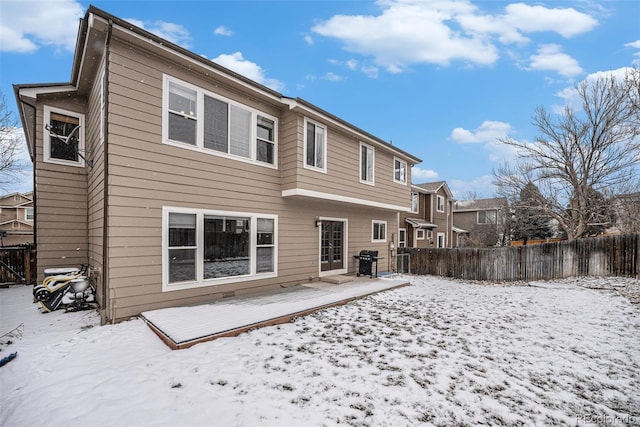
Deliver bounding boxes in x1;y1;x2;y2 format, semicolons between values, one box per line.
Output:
256;116;275;165
360;142;375;185
478;210;497;224
168;81;197;145
411;192;419;213
164;76;277;167
304;119;326;172
437;195;445;212
44;106;85;167
394;158;407;184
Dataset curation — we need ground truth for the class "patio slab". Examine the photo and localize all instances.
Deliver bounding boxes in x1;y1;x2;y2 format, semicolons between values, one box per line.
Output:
141;276;409;350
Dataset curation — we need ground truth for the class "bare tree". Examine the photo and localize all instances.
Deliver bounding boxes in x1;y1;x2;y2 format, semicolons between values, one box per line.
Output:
494;68;640;240
0;90;27;191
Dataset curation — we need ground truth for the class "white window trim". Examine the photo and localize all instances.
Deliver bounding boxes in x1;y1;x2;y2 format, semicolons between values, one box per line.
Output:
437;232;446;248
437;195;445;212
360;142;375;185
303;117;327;174
411;192;419;213
162;75;278;169
393;157;408;185
372;220;387;243
416;229;425;240
43;105;85;167
162;206;278;292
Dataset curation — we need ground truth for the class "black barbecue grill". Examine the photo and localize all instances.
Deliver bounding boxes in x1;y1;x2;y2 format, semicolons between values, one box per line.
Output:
354;250;380;278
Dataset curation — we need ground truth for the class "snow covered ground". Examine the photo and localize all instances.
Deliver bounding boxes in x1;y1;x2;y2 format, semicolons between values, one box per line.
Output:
1;275;639;427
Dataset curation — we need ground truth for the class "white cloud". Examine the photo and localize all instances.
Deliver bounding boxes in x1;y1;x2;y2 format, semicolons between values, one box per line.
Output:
322;72;344;82
213;26;234;36
0;0;84;53
312;1;498;71
311;0;598;73
528;44;583;77
126;18;191;48
411;166;438;181
450;120;512;144
553;67;634;112
211;52;285;92
449;175;495;199
502;3;598;38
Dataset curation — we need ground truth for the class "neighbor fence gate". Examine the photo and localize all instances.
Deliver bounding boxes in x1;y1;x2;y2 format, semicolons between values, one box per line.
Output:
397;233;639;281
0;244;36;285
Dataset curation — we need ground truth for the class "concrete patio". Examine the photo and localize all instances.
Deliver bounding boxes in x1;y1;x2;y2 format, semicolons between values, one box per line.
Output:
141;275;410;349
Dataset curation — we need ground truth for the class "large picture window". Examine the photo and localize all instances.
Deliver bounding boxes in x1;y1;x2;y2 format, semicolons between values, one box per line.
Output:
304;119;326;172
43;106;85;167
360;142;375;185
164;75;277;167
164;207;277;291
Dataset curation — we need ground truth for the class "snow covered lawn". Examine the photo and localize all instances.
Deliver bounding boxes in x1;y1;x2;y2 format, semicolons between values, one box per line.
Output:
1;276;639;426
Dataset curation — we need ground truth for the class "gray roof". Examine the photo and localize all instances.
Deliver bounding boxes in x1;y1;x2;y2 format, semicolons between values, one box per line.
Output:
454;197;508;211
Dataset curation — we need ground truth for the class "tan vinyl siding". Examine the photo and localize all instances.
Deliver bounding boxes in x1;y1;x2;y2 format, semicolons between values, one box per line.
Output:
87;59;106;309
34;98;88;279
281;112;411;209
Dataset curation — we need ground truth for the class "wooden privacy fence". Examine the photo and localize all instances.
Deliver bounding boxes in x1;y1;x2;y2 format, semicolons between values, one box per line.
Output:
0;245;36;285
397;233;639;281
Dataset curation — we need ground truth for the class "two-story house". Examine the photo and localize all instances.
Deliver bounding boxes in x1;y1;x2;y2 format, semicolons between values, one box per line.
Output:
14;6;421;323
453;197;508;247
0;192;34;246
400;181;455;248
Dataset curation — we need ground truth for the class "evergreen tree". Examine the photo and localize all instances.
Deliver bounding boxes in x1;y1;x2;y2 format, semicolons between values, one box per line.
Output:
511;182;553;244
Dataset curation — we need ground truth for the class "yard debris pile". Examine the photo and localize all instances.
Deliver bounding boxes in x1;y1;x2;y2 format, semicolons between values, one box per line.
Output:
1;275;638;426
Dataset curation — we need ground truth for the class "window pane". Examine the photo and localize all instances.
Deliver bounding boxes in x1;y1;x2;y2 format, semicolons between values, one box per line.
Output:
257;116;274;141
169;213;196;246
230;106;251;158
361;146;367;180
257;218;274;245
203;215;250;279
257;140;274;164
48;113;80;162
204;95;228;152
169;82;197;118
169;248;196;283
367;148;374;181
306;122;315;167
315;126;324;168
168;113;197;145
256;247;274;273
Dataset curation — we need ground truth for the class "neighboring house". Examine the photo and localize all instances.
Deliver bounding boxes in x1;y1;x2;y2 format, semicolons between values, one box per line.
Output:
453;197;508;247
400;181;455;248
14;6;421;323
609;192;640;235
0;192;34;246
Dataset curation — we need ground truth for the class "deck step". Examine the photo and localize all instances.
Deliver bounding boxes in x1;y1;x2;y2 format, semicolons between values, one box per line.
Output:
322;275;355;285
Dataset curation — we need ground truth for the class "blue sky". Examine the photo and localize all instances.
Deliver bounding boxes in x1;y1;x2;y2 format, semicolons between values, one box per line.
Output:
1;0;639;197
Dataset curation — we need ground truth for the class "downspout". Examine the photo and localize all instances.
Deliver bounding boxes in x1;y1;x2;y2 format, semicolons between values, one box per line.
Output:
103;20;114;324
